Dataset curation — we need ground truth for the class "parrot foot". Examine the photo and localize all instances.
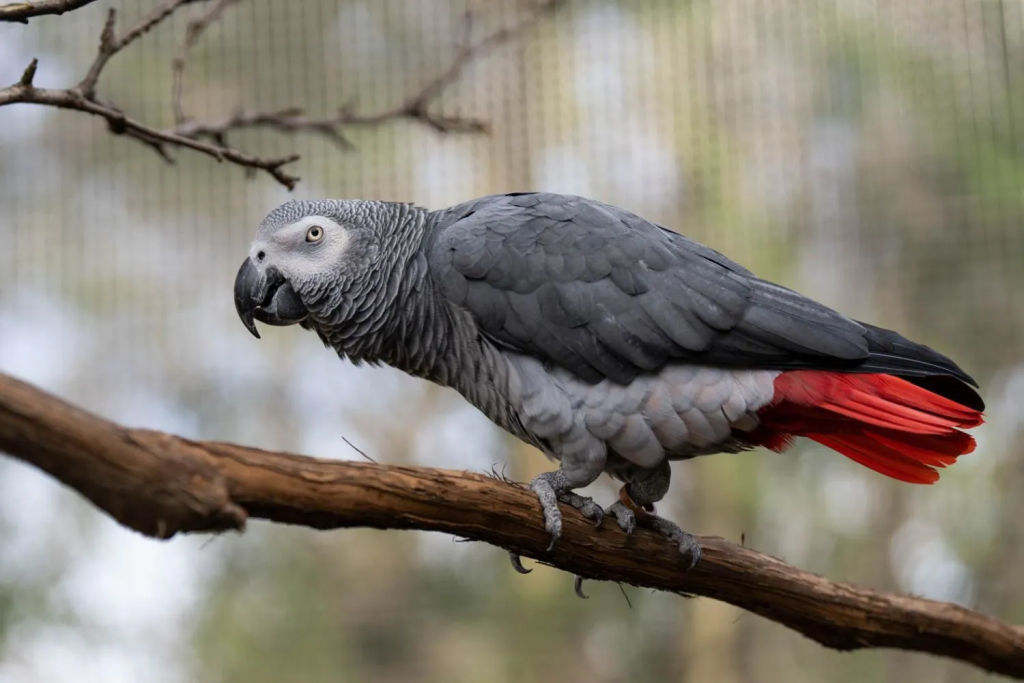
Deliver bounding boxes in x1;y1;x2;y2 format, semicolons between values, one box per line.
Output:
559;492;605;527
614;483;701;568
650;517;702;569
603;501;638;534
527;471;603;551
508;471;606;574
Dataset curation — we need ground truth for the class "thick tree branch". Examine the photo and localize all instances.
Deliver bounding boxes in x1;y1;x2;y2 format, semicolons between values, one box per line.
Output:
0;0;558;189
0;371;1021;678
0;0;97;23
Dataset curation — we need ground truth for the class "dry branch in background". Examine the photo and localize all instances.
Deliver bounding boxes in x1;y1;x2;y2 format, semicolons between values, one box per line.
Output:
0;0;98;23
0;0;561;188
1;370;1022;678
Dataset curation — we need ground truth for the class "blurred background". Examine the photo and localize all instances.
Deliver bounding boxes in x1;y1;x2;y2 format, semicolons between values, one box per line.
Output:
1;0;1023;681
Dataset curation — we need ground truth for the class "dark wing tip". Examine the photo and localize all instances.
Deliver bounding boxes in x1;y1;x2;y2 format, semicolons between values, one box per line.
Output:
903;374;986;412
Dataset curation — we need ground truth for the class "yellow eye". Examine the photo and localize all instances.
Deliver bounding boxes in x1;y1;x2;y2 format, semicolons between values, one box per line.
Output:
306;225;323;242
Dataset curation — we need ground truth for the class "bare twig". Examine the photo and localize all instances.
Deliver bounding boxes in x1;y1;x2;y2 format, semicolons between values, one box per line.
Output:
78;2;191;100
341;436;377;464
0;1;302;185
171;0;241;124
0;83;302;186
375;0;560;133
173;107;358;153
320;0;563;135
0;0;560;189
168;1;567;146
1;371;1023;678
0;0;98;23
616;582;633;608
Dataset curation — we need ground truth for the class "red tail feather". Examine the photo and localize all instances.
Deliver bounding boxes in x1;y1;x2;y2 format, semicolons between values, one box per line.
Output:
750;371;983;484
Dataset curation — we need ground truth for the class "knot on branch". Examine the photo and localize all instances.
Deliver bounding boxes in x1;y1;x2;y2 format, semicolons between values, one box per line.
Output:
117;429;248;538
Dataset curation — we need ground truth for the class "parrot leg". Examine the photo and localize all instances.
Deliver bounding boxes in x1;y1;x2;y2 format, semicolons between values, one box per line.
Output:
528;469;605;550
605;460;702;568
507;488;602;572
572;461;701;598
507;458;605;573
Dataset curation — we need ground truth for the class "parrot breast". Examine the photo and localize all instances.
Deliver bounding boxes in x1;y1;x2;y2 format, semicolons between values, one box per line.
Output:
504;354;779;471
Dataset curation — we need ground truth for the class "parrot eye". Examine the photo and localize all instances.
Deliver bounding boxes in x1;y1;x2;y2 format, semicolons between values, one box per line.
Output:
306;225;324;242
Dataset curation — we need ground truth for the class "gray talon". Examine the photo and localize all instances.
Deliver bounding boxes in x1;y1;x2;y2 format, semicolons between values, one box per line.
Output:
527;470;609;553
529;474;564;551
605;501;637;534
560;492;605;528
509;552;532;574
574;575;589;599
651;517;702;568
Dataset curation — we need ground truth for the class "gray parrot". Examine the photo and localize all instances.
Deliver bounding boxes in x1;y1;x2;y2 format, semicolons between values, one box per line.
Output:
234;192;984;571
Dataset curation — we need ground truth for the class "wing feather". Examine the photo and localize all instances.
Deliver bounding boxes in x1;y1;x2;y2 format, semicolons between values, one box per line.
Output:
426;193;980;395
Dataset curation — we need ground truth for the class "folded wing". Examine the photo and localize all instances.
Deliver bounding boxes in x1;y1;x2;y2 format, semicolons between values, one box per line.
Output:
426;192;981;411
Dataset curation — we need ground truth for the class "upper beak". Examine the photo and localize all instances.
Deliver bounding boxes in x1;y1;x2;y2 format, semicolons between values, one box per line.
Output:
233;257;309;339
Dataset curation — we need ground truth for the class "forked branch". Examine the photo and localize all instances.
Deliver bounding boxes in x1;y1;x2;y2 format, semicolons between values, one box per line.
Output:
0;0;560;188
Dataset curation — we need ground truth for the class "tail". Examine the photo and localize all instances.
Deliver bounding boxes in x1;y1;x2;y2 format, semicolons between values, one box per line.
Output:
749;371;984;484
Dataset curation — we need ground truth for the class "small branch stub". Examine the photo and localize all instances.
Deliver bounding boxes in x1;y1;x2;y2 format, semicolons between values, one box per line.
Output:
18;58;38;87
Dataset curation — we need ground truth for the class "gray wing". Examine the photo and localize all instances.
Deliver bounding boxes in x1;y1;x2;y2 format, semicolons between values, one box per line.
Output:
424;192;960;386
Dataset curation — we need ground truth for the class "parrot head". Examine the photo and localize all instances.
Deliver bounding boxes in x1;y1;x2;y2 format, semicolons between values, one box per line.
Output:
233;199;386;339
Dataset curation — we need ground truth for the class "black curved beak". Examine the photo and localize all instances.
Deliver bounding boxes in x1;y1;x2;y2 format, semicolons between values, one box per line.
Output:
233;257;309;339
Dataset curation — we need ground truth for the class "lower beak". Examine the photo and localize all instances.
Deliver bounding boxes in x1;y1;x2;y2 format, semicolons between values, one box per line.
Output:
233;257;309;339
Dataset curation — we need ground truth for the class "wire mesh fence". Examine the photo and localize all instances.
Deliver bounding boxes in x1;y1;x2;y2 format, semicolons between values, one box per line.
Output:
1;1;1022;681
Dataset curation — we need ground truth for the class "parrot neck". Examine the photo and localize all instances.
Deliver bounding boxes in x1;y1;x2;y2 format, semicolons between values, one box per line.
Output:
374;239;506;393
311;206;500;388
311;208;515;426
384;292;516;431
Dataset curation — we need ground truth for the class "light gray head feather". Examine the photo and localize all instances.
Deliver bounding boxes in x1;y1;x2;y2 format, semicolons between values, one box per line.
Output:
246;199;470;381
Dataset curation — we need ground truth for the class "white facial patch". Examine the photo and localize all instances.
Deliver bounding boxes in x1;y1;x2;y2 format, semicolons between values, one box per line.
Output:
285;215;349;247
293;215;352;271
250;214;353;270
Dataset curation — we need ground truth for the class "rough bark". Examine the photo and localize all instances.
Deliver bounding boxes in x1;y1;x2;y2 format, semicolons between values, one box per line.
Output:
0;370;1021;678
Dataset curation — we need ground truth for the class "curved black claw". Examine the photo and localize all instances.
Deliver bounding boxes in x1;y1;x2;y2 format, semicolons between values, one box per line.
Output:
509;552;532;575
574;575;589;599
651;517;702;569
604;501;637;534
